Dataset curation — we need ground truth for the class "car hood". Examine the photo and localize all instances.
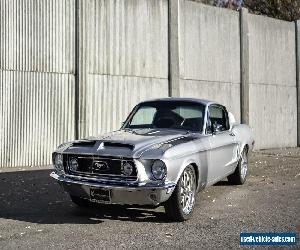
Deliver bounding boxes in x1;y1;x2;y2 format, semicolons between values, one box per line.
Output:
57;129;199;159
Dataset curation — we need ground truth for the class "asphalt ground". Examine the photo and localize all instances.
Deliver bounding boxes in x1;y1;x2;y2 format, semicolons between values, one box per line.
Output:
0;148;299;249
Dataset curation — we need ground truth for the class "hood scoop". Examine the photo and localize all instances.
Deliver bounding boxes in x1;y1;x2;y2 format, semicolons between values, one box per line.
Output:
71;140;97;147
103;141;135;150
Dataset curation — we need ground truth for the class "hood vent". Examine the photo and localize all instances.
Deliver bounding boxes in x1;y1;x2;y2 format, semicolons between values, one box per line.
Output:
72;140;97;147
103;141;135;150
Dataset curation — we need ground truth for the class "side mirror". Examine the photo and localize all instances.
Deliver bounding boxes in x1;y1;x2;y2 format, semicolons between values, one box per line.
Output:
212;123;222;134
211;123;216;134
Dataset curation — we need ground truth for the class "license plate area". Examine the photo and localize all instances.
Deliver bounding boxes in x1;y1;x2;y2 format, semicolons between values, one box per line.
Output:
90;187;111;203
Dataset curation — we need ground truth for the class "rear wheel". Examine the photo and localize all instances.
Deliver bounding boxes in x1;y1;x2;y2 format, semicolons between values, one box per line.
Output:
228;147;248;185
70;195;94;208
164;165;197;221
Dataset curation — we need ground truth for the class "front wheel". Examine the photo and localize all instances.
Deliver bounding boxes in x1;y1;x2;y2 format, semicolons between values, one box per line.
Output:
228;147;248;185
164;165;197;221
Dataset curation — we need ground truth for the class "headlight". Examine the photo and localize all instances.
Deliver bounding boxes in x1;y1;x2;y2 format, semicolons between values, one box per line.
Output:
54;154;64;174
68;158;78;172
121;161;133;176
151;160;167;180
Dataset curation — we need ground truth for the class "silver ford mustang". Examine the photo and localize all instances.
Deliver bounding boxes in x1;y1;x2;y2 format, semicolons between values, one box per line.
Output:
50;98;254;221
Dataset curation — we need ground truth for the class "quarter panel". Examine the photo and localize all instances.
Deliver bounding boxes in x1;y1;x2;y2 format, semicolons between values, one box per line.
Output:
232;124;255;155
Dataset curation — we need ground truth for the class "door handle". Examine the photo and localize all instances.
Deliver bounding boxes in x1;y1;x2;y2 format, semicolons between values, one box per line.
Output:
229;132;235;137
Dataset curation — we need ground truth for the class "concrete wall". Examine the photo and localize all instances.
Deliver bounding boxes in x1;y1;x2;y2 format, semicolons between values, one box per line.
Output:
80;0;169;137
0;0;75;167
177;0;298;149
248;15;297;148
0;0;299;167
178;1;241;121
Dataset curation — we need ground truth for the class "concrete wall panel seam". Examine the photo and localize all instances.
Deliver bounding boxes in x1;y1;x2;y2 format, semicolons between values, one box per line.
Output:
296;20;300;146
168;0;180;97
240;8;250;125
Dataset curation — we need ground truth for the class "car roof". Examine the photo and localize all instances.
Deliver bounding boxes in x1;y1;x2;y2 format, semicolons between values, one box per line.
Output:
138;97;218;106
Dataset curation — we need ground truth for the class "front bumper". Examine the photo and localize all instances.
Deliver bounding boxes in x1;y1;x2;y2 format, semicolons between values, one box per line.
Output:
50;172;176;206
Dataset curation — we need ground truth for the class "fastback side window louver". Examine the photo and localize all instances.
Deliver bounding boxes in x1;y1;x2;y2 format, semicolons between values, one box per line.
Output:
103;142;135;150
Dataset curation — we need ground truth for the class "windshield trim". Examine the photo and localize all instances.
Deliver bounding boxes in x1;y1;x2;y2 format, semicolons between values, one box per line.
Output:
121;101;206;133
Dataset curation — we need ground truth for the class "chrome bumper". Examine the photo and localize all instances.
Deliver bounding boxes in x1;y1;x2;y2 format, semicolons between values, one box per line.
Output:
50;172;176;206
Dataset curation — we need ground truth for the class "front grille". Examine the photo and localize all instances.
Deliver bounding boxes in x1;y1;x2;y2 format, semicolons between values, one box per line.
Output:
65;155;137;181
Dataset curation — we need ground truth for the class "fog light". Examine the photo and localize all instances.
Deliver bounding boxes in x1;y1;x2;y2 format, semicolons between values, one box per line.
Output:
121;161;133;176
69;158;78;172
149;193;157;202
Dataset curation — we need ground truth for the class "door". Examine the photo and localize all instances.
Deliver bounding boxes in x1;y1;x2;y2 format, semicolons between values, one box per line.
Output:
206;105;239;184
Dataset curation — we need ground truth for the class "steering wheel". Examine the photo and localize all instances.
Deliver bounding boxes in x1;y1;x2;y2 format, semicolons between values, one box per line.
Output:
155;117;175;128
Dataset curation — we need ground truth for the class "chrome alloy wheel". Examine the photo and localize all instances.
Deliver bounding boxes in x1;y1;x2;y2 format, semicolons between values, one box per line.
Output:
240;149;248;180
180;167;196;215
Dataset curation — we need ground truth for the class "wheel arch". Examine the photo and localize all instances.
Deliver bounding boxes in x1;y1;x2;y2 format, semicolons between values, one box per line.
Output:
190;163;201;191
174;160;202;192
239;143;249;159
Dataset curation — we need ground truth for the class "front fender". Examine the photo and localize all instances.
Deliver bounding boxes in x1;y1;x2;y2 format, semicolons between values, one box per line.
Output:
164;150;208;193
176;158;205;192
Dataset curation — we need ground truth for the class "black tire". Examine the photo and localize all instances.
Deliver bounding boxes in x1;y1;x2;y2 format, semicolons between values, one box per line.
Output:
164;165;197;222
70;195;94;208
228;147;248;185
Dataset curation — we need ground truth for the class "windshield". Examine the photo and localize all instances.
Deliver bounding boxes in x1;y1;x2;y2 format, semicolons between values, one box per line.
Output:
123;101;205;132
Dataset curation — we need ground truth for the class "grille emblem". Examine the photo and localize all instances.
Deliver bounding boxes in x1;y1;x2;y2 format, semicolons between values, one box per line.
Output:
92;161;109;172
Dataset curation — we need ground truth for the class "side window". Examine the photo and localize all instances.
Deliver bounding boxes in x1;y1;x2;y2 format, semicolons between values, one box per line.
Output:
207;105;229;133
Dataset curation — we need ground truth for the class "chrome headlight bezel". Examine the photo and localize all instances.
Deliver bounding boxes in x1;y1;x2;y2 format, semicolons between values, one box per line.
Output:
151;160;167;180
53;153;64;175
